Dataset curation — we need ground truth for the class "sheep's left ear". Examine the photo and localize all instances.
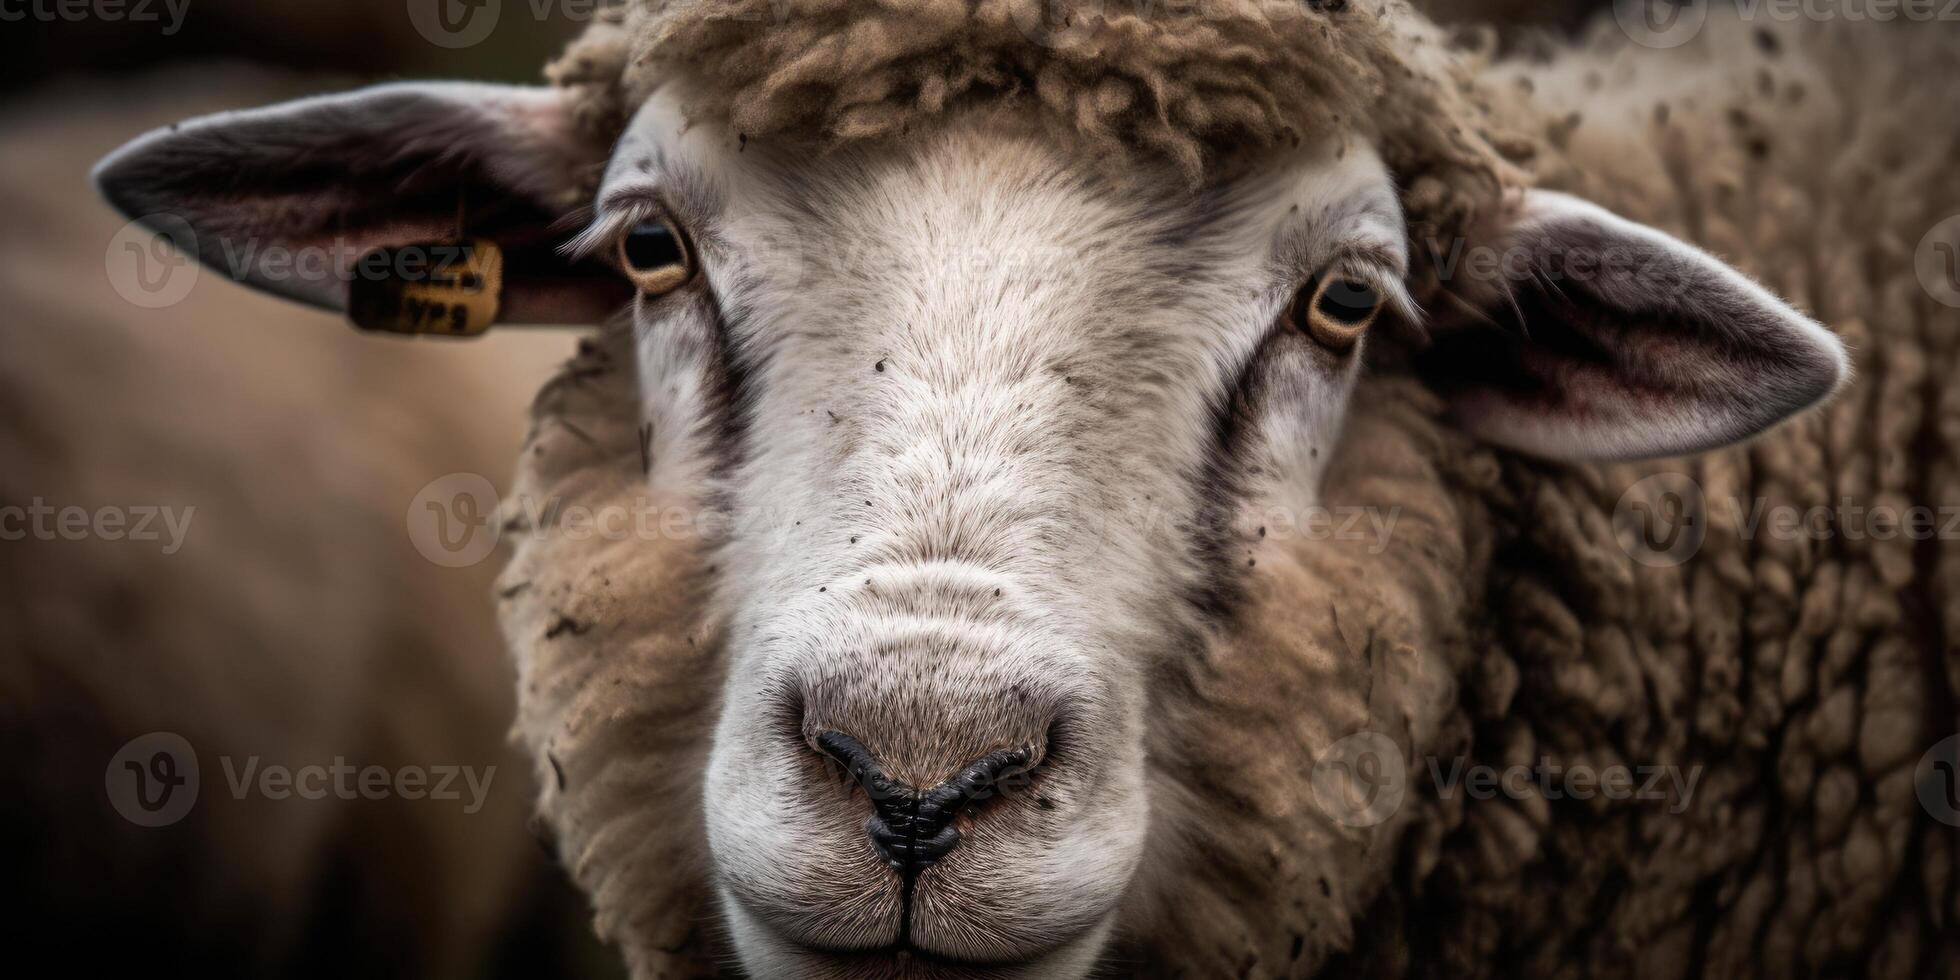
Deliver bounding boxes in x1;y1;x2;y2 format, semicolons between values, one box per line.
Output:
94;82;629;327
1415;189;1848;460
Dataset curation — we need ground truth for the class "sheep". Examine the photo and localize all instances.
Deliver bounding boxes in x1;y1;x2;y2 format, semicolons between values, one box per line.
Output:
89;2;1959;978
2;70;580;976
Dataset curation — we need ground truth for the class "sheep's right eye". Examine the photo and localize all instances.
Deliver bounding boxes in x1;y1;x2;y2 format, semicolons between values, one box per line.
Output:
617;219;694;296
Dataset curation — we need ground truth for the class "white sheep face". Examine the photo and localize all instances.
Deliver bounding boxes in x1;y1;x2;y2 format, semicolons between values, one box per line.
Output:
93;79;1849;980
599;92;1409;975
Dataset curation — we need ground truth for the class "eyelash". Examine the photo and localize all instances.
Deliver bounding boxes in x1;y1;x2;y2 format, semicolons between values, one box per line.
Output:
564;194;670;264
565;197;699;297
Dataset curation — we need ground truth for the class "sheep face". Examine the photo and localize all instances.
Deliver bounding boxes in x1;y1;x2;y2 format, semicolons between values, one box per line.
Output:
596;91;1410;977
94;77;1849;980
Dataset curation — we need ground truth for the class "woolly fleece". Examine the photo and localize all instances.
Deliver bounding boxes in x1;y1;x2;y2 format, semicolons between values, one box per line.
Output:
500;8;1960;979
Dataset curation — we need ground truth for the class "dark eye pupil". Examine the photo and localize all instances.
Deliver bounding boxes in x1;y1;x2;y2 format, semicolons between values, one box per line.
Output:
1316;280;1378;324
624;222;683;270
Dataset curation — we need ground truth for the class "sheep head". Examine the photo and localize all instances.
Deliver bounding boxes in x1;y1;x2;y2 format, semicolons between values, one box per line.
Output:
93;3;1850;977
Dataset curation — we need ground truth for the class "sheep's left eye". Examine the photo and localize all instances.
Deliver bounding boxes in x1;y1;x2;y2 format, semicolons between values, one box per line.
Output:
1291;276;1381;352
617;219;694;296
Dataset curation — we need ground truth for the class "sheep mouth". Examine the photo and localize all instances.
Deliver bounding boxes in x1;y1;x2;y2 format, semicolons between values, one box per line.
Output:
728;889;1079;979
781;939;1061;980
799;939;1036;969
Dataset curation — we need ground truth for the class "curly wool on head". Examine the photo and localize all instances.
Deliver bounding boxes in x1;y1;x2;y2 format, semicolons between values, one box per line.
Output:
547;0;1523;288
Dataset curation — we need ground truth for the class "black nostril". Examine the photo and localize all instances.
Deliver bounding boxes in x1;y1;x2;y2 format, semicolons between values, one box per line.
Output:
813;731;911;809
814;731;1034;879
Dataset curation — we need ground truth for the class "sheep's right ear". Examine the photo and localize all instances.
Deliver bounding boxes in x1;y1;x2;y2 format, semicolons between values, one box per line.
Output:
94;82;630;328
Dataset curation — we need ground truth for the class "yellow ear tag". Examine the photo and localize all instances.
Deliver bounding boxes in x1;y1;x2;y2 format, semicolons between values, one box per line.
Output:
348;238;503;337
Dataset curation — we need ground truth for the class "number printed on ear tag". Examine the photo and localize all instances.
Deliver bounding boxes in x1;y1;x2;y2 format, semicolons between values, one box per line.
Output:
348;238;503;337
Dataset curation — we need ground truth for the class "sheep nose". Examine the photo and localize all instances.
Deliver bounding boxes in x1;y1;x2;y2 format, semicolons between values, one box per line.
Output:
813;731;1036;878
